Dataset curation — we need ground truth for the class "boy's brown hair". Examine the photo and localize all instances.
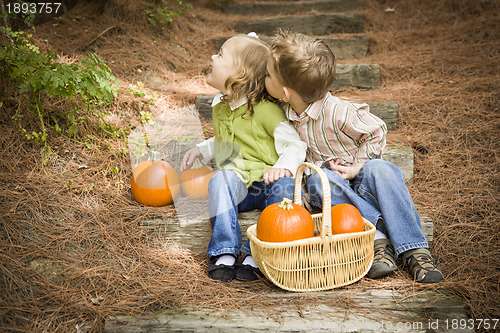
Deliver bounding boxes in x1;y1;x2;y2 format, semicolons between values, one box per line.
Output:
269;30;336;104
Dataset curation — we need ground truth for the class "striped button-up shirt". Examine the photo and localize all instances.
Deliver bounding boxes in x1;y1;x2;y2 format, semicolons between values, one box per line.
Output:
285;92;387;167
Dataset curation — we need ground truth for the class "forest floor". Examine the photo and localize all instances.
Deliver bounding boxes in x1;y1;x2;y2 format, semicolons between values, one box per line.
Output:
0;0;499;331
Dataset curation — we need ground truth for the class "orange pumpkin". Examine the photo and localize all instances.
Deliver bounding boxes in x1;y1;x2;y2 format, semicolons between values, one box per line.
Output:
331;203;365;234
257;198;314;242
180;158;215;199
131;160;180;206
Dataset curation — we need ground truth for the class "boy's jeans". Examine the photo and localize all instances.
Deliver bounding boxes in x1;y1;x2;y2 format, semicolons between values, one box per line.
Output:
306;159;428;256
207;169;295;260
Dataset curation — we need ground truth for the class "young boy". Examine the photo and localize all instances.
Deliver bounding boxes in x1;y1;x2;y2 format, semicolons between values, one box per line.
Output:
265;30;443;283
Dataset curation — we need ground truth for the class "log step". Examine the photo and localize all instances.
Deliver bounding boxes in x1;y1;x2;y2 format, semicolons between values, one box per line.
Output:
102;290;471;332
195;95;397;129
226;0;357;16
382;145;414;184
234;13;364;35
334;63;381;89
141;200;431;256
215;35;369;60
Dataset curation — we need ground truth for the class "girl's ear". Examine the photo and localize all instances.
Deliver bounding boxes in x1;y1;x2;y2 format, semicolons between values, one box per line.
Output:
282;86;293;103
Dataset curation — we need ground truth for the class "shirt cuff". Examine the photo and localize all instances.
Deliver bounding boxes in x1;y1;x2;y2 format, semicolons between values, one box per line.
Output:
273;121;307;176
196;137;215;159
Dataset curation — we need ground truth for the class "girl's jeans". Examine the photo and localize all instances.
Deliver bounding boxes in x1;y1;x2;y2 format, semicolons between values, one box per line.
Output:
306;159;428;256
207;169;295;260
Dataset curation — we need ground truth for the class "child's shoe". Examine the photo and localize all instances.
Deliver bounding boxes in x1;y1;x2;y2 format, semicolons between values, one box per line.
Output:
403;248;444;283
235;264;262;281
208;254;236;282
366;239;397;279
235;255;263;281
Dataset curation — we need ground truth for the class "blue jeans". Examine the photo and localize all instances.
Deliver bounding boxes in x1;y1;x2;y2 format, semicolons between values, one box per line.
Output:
207;169;295;260
306;159;428;256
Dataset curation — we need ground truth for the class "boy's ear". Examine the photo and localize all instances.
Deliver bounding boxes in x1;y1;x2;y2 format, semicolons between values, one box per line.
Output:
282;86;293;103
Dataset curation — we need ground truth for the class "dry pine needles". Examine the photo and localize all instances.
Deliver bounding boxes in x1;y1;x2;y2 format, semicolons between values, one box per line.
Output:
0;0;499;331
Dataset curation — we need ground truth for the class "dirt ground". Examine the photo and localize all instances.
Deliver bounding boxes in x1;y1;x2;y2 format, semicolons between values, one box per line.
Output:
0;0;499;331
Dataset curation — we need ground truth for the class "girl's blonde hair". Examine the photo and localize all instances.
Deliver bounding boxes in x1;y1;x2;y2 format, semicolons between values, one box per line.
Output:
221;35;271;116
270;30;336;104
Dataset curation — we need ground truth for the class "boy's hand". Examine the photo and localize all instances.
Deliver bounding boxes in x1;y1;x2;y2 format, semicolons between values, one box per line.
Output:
263;168;292;184
328;160;365;180
181;146;203;172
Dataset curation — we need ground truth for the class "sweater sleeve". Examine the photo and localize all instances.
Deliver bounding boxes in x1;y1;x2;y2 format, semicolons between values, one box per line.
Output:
272;121;307;176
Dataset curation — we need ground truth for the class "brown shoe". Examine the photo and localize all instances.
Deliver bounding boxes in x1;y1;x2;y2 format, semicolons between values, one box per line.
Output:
367;239;397;279
403;248;444;283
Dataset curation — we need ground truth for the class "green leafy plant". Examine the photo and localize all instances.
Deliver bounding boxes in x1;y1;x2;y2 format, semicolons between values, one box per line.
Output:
0;26;121;164
145;0;193;26
128;81;158;105
1;0;36;29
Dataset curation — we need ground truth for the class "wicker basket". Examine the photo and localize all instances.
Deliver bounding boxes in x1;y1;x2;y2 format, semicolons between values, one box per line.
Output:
247;162;376;292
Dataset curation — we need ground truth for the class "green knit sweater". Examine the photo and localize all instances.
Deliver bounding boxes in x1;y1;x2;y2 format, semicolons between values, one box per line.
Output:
212;100;286;186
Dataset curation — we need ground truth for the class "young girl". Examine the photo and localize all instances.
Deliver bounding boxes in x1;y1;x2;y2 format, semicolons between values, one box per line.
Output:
180;34;306;282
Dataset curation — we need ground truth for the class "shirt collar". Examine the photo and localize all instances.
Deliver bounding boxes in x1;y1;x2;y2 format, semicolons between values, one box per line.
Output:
212;92;248;111
286;92;331;121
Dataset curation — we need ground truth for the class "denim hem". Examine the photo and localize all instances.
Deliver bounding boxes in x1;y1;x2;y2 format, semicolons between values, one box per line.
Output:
208;248;240;260
240;246;251;255
395;242;429;257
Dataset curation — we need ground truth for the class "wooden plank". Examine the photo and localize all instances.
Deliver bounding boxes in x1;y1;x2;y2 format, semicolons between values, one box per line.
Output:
141;144;423;256
103;290;471;332
141;200;431;257
226;0;357;15
234;13;364;35
139;144;425;254
382;145;413;184
195;95;397;129
334;63;381;89
215;35;369;60
368;102;398;129
321;34;368;60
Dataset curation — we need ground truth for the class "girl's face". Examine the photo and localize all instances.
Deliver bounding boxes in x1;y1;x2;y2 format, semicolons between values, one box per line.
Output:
265;55;285;100
206;39;237;92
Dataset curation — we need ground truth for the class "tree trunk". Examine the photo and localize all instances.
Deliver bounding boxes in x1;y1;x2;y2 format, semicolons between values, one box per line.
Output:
0;0;9;27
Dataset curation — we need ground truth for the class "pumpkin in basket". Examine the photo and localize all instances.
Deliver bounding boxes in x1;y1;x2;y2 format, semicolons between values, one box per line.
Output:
257;198;314;242
131;160;180;206
180;158;215;199
331;203;364;234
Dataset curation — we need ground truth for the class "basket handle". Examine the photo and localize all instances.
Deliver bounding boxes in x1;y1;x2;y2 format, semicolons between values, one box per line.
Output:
294;162;332;237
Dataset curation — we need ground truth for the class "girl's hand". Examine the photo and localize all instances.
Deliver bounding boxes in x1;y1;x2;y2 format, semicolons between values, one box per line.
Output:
263;167;292;184
181;147;203;172
328;160;365;180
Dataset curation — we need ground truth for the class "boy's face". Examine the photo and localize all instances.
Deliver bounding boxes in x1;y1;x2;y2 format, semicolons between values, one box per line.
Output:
206;39;237;92
265;56;285;100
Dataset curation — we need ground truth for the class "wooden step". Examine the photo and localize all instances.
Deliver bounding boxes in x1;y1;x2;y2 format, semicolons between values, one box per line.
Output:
78;198;445;333
195;95;397;129
234;13;364;35
215;35;368;60
141;200;431;256
226;0;357;15
320;34;368;59
137;143;420;254
334;63;381;89
141;142;421;252
203;63;380;92
102;290;471;332
382;145;414;184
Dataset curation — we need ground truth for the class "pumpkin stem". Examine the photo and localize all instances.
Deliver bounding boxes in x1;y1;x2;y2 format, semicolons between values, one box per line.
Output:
148;150;161;161
277;198;294;210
